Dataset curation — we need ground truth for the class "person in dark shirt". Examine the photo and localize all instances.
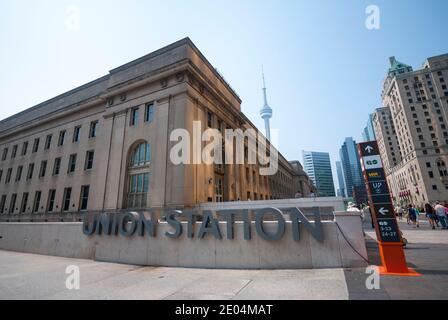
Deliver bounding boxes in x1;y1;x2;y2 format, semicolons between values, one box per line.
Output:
424;203;436;230
408;204;417;228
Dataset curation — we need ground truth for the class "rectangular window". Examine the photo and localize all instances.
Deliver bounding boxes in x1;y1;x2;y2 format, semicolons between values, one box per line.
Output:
45;134;52;150
20;193;28;213
9;194;17;213
215;177;223;202
68;154;77;173
15;166;23;182
53;157;61;176
58;130;66;146
33;191;41;213
21;141;28;156
89;121;98;138
63;188;72;211
73;126;81;143
2;148;8;161
47;189;56;213
145;103;155;123
27;163;34;180
32;138;40;153
11;145;18;158
5;168;12;184
0;195;6;213
39;161;47;178
79;185;90;211
207;111;213;128
84;150;94;170
130;107;139;126
127;173;149;208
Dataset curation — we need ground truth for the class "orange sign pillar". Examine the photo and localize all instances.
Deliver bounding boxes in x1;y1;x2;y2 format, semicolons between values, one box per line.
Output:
358;141;420;276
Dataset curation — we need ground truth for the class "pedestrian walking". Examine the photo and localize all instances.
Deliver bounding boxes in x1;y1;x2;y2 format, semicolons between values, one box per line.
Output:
414;205;420;228
425;203;437;230
405;205;411;225
396;206;404;220
408;204;417;228
435;202;448;229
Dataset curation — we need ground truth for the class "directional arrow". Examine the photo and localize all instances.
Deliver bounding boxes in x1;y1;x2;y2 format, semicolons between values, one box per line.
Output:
379;207;389;215
365;145;374;153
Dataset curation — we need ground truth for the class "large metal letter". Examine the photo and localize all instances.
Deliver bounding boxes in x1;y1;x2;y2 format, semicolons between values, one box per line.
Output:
255;208;285;241
137;211;157;237
96;212;113;235
119;212;139;237
198;211;222;239
242;209;252;240
181;210;197;238
217;210;237;240
165;210;182;238
289;206;323;242
82;212;97;236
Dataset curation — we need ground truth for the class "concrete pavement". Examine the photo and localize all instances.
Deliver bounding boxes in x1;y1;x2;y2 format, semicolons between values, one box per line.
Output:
0;250;349;300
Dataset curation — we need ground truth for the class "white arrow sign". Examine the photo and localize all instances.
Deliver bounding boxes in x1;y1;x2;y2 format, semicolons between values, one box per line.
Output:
365;145;374;153
379;207;389;215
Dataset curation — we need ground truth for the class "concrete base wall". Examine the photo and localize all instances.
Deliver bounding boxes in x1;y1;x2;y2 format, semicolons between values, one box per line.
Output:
0;213;367;269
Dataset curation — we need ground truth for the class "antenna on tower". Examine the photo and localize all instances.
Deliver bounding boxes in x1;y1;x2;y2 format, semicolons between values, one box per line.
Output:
259;65;272;141
262;65;268;105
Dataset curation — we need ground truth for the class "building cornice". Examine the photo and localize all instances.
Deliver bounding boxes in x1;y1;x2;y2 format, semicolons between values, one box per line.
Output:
0;38;241;138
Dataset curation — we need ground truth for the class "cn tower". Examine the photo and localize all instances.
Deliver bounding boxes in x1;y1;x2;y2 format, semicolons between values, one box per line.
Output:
259;71;273;141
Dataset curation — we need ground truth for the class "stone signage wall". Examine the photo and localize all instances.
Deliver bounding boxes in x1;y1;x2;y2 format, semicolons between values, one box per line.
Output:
0;212;367;269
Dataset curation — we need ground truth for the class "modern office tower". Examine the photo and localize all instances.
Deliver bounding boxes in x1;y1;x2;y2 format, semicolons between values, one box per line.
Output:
259;72;272;141
335;161;346;198
339;137;367;204
362;113;376;142
302;151;336;197
373;54;448;206
0;38;314;220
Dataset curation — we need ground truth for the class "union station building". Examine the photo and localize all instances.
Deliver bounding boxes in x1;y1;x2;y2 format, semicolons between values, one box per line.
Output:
0;38;314;219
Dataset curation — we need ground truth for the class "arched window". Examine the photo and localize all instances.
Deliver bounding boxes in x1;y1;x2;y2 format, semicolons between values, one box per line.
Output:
127;142;151;209
130;142;150;167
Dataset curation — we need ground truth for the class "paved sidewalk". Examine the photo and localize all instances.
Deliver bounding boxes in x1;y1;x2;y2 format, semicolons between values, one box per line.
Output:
349;218;448;299
0;218;447;300
0;250;349;300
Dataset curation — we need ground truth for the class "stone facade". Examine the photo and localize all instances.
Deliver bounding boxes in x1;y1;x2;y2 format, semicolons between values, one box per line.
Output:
374;54;448;206
0;38;314;219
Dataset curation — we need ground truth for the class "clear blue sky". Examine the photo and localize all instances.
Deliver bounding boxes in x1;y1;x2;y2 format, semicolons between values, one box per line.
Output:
1;0;447;191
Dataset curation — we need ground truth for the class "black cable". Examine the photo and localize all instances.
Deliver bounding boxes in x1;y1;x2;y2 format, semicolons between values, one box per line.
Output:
335;221;370;264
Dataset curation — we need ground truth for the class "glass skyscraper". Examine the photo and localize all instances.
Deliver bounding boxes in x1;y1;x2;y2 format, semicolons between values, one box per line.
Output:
338;137;367;204
362;113;376;142
302;151;336;197
335;161;346;198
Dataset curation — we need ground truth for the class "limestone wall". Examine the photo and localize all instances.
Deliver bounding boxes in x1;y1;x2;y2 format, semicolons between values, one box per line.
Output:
0;213;367;269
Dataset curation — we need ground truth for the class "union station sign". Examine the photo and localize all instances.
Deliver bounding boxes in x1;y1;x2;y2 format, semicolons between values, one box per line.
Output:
82;208;324;242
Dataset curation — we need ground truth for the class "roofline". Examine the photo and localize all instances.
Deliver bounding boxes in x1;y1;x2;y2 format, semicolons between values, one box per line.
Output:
0;37;242;126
